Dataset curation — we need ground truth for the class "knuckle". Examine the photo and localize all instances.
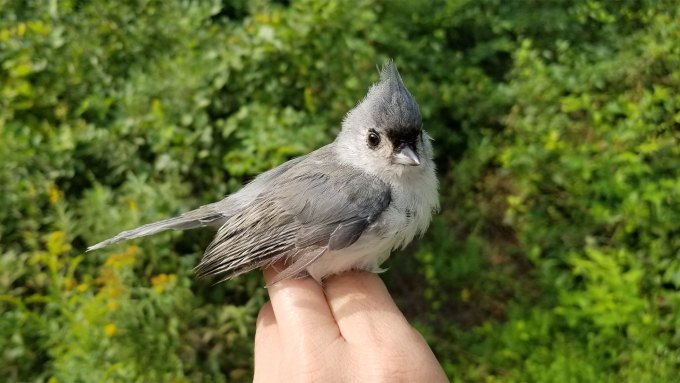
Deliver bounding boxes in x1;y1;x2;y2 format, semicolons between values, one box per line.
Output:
256;302;273;325
367;329;433;382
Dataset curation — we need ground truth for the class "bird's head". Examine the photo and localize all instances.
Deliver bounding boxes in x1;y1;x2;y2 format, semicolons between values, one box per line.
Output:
337;60;431;177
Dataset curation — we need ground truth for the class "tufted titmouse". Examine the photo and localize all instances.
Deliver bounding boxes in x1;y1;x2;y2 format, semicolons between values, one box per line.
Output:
88;60;439;284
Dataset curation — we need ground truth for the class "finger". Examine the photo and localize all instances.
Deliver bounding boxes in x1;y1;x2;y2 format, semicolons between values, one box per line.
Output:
324;271;411;343
263;265;341;347
254;302;280;361
254;302;281;383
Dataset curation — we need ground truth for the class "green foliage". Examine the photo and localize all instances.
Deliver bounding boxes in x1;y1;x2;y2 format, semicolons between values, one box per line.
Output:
1;0;679;382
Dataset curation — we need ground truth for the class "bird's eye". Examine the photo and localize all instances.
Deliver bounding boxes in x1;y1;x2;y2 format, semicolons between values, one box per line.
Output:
367;131;381;148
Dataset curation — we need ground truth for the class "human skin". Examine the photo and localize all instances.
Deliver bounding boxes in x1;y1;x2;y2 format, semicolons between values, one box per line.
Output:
254;268;449;383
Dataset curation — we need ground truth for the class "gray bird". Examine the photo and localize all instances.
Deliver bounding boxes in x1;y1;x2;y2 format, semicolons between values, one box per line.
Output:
88;60;439;284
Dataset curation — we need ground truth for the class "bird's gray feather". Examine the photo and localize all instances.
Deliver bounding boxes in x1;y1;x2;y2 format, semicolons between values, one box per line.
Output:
194;145;392;281
87;156;308;252
86;204;226;251
267;246;327;284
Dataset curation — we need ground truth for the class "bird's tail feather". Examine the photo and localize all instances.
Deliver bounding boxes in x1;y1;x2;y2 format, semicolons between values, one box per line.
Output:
87;205;225;252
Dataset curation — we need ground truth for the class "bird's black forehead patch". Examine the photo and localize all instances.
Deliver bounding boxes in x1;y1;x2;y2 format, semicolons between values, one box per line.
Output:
384;124;421;146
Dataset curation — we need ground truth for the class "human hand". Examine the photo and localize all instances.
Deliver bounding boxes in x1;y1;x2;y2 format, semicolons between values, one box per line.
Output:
254;268;449;382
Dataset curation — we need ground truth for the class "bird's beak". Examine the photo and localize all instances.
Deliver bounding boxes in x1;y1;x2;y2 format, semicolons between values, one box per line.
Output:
392;143;420;166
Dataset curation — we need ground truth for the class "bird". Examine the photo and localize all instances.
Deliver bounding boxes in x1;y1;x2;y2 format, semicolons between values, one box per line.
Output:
88;60;439;284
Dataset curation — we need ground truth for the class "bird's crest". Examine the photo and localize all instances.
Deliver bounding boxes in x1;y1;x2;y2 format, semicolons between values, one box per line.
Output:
362;60;422;138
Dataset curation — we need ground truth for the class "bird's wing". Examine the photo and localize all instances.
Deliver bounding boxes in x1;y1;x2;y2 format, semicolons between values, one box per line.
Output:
194;151;392;282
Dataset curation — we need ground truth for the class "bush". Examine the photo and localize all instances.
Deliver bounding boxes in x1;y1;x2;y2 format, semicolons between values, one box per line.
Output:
1;0;678;381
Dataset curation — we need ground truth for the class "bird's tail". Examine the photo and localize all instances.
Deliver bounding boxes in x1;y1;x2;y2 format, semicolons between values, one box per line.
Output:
87;204;226;252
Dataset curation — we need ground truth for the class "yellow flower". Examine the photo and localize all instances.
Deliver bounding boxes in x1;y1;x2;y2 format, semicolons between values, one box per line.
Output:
46;231;71;255
461;288;471;302
127;199;138;212
151;99;164;118
104;323;118;337
48;183;62;205
63;277;76;291
96;267;119;286
254;13;270;23
102;284;124;299
76;283;89;293
105;246;138;268
151;273;177;293
107;301;119;312
96;268;125;299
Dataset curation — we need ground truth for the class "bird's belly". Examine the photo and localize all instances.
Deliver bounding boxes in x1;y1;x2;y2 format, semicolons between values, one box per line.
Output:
305;228;397;282
305;167;437;282
305;205;422;282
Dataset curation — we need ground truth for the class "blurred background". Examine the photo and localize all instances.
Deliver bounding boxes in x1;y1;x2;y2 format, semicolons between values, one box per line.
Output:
1;0;679;381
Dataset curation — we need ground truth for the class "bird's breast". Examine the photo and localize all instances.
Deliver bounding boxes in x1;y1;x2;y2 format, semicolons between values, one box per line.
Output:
379;163;438;250
305;161;438;281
